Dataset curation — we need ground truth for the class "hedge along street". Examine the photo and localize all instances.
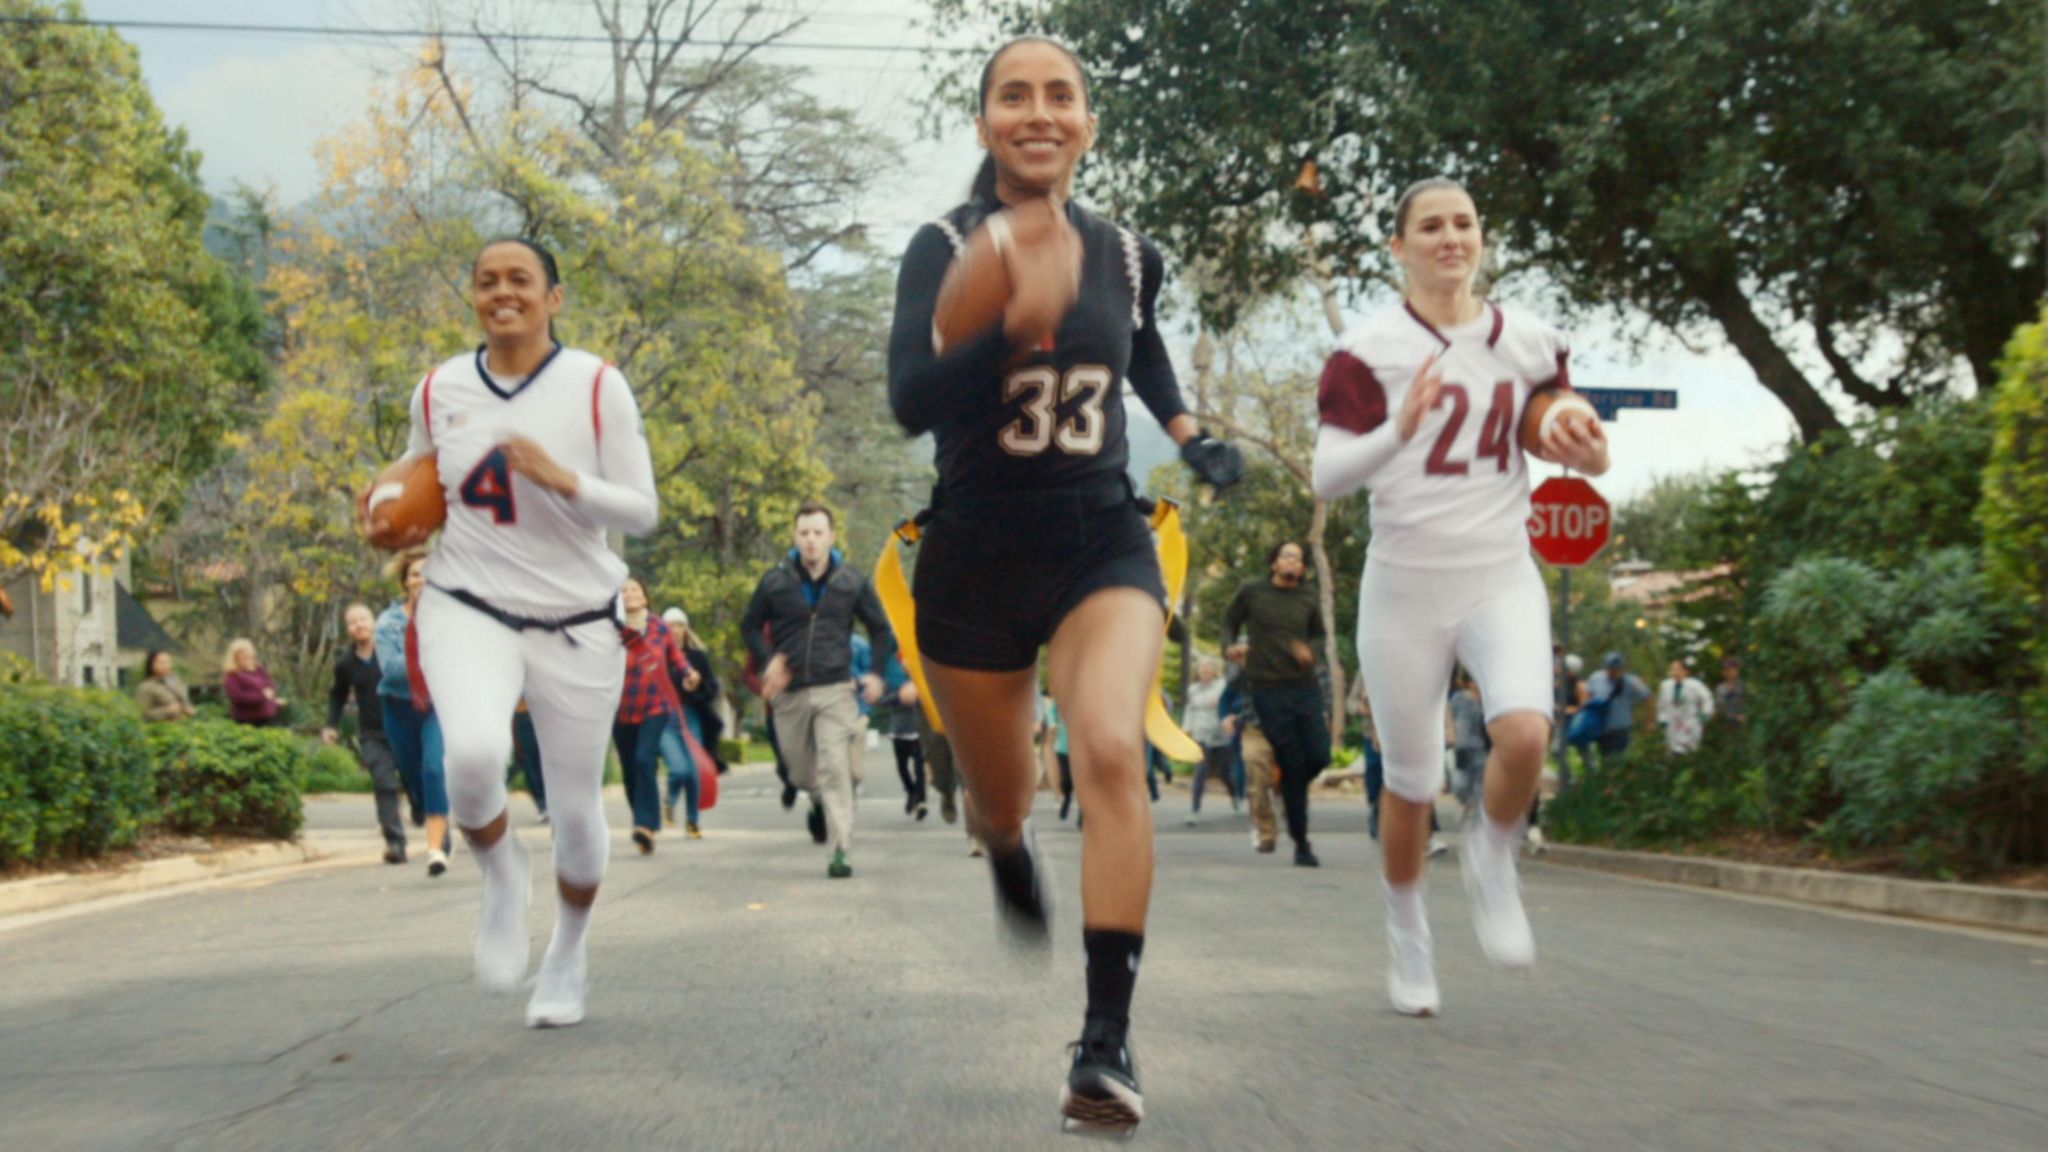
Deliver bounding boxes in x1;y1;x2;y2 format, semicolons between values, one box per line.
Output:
0;684;306;870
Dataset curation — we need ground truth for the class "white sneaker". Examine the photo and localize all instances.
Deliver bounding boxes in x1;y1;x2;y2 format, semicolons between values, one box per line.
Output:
1387;919;1440;1017
426;849;448;877
1526;827;1547;854
473;835;532;993
1184;814;1199;827
525;946;587;1028
1461;820;1536;969
1427;836;1450;859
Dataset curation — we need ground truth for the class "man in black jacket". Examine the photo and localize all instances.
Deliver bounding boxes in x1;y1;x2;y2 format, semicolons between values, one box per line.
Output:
1222;541;1331;868
741;504;896;878
323;603;408;866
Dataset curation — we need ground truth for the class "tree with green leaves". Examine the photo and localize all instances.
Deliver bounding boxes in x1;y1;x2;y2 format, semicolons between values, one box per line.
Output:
1981;309;2048;683
1980;306;2048;783
930;0;2046;442
0;0;268;590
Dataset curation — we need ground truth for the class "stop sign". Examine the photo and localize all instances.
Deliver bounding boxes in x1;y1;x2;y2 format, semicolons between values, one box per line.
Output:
1527;476;1610;567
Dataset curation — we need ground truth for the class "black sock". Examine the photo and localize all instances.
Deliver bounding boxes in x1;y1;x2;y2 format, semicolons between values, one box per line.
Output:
989;837;1041;912
1083;929;1144;1028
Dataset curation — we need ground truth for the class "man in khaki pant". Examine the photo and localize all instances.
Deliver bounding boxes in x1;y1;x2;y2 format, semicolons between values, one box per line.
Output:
741;504;893;879
1238;720;1283;853
1222;683;1285;854
777;682;865;864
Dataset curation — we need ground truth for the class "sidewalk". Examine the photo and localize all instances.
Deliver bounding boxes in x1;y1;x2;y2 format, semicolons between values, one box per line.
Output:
0;833;380;924
1;764;789;925
1538;842;2048;937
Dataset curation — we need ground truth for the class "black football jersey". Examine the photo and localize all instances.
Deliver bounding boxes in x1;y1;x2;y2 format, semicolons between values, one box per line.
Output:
888;198;1188;507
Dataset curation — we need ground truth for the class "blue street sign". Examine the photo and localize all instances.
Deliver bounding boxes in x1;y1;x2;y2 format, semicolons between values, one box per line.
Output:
1577;387;1678;421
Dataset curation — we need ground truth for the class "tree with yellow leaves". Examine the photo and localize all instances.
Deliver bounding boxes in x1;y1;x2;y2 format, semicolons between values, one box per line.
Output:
0;0;268;592
201;46;829;688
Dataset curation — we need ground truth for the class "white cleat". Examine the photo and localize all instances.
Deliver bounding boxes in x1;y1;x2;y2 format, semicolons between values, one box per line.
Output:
473;835;532;993
1387;919;1440;1017
1461;820;1536;970
525;948;587;1029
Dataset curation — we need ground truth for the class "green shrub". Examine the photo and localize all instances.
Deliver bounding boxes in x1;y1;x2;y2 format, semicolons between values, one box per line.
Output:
1743;547;2041;872
1546;724;1750;849
0;685;154;866
1819;671;2036;877
1737;399;1998;829
719;739;776;766
146;719;304;839
300;742;373;794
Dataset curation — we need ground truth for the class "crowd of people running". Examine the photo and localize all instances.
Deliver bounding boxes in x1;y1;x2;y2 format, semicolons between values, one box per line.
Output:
109;29;1787;1140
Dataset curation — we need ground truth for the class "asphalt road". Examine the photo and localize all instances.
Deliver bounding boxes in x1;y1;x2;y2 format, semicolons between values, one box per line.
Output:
3;753;2044;1151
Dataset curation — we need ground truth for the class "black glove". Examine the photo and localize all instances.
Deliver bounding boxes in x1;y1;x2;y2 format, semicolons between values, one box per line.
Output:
1180;434;1246;492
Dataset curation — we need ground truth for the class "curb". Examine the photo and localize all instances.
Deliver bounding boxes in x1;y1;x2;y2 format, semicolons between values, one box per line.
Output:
1539;843;2048;937
0;839;363;920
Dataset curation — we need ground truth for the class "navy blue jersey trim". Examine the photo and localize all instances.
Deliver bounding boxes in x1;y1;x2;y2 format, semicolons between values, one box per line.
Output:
474;340;566;402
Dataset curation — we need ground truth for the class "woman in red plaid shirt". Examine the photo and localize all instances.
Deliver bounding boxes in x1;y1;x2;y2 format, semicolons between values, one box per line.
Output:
612;577;701;853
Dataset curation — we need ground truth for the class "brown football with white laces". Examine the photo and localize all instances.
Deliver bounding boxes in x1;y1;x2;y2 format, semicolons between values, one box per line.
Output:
358;454;445;551
1520;388;1600;463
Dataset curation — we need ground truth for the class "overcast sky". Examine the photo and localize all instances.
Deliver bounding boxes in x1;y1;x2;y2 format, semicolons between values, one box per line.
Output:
84;0;1808;504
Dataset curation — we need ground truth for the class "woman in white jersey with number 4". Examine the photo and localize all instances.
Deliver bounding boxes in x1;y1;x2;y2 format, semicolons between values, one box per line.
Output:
1312;178;1608;1016
407;236;657;1027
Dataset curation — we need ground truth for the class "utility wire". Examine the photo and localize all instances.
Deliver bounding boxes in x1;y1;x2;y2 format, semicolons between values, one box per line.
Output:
0;12;977;54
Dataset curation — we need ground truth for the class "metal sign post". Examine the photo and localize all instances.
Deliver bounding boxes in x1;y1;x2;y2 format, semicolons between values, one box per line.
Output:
1543;388;1679;763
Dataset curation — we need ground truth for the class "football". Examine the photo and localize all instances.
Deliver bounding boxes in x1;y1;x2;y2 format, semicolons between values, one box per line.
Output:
932;220;1013;354
1520;388;1600;463
932;199;1079;354
358;454;445;551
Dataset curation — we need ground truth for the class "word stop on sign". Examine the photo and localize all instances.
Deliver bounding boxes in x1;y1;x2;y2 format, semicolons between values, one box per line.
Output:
1528;503;1608;540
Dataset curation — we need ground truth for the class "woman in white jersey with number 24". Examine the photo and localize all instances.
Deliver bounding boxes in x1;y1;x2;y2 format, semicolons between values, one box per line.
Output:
1312;178;1608;1017
406;236;658;1029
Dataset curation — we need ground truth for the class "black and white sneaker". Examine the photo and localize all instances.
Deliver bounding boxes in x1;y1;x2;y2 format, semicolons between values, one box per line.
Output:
989;821;1052;950
1060;1018;1143;1139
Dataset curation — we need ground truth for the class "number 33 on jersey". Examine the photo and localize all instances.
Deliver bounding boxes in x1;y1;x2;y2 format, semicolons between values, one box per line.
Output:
1318;302;1572;568
999;364;1111;457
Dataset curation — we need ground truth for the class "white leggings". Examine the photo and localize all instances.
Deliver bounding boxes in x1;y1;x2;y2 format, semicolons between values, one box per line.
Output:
416;586;624;888
1357;554;1553;804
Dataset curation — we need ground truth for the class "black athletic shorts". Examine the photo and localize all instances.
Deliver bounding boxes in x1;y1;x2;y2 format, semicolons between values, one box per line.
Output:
913;491;1167;673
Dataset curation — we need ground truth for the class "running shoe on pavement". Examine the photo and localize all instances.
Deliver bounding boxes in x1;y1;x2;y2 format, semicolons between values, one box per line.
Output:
989;821;1052;950
1060;1017;1143;1140
1461;817;1536;969
1387;918;1440;1017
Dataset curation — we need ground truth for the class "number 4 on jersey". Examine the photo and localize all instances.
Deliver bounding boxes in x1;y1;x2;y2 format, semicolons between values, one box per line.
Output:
460;449;517;524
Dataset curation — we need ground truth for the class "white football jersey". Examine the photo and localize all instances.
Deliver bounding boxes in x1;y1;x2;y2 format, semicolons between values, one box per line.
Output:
405;344;657;615
1317;302;1571;570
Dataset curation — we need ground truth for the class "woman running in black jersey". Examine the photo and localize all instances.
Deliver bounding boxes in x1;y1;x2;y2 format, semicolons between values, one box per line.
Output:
887;36;1242;1138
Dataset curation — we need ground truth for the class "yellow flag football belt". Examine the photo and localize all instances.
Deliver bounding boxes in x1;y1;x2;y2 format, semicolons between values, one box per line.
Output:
875;499;1203;763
